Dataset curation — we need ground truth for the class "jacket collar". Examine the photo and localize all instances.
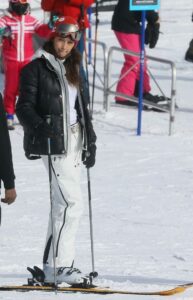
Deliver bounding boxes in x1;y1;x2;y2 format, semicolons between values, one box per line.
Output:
4;10;24;22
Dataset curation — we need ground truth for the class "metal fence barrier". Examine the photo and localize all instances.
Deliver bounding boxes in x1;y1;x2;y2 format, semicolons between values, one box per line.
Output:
85;38;108;110
105;46;177;135
86;41;176;135
92;0;117;12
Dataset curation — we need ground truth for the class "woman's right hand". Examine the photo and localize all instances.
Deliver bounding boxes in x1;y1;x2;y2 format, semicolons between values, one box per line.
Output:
1;188;17;205
35;121;55;138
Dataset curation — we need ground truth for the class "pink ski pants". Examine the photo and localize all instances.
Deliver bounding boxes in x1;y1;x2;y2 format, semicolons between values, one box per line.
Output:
114;31;151;100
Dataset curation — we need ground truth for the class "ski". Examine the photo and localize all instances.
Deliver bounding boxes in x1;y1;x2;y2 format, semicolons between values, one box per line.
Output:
0;282;193;296
114;98;171;112
1;267;192;296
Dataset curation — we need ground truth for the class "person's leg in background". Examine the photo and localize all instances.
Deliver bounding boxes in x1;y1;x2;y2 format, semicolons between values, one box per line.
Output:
3;59;29;129
114;31;151;104
3;59;19;129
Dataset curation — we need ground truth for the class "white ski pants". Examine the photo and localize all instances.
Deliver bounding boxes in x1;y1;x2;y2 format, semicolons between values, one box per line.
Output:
42;122;83;268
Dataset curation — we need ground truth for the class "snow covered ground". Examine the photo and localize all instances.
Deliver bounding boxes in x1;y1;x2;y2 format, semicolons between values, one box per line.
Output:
0;0;193;299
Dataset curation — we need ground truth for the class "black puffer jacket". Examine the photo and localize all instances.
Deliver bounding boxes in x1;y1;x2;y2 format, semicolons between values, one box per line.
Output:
16;56;96;158
111;0;159;34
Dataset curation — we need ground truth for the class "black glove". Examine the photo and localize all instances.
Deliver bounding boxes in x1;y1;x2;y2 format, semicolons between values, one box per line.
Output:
2;26;12;38
35;121;55;138
145;23;160;49
82;143;96;168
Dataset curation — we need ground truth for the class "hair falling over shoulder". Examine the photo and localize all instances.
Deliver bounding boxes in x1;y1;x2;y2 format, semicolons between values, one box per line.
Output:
43;40;82;87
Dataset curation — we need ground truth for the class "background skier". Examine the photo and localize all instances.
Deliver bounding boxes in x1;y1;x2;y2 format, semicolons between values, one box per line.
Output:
0;0;51;130
184;12;193;62
41;0;94;54
111;0;167;108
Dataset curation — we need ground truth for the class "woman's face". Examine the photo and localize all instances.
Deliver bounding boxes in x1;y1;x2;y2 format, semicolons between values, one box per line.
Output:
53;36;75;59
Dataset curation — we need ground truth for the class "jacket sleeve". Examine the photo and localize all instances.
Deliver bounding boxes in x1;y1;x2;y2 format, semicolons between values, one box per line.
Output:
33;19;51;38
79;82;97;145
0;95;15;189
41;0;56;11
0;19;6;30
16;60;44;131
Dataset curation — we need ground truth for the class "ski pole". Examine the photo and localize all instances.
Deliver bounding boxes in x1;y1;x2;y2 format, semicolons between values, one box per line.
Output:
0;183;1;226
87;168;98;278
47;117;57;290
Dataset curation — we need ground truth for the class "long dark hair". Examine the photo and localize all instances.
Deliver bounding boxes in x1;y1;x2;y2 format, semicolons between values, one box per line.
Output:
43;39;82;87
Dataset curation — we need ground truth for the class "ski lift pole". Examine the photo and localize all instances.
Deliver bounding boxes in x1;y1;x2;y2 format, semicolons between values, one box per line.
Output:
88;6;92;64
137;10;146;136
91;0;99;116
0;182;1;225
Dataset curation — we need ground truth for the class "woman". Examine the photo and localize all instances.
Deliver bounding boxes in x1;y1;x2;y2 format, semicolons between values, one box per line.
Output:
16;16;96;285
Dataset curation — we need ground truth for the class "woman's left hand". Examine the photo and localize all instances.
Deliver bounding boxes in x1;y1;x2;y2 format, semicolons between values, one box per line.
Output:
82;143;96;168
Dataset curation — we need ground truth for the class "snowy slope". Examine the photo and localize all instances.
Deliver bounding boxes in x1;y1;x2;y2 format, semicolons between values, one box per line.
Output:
1;0;193;299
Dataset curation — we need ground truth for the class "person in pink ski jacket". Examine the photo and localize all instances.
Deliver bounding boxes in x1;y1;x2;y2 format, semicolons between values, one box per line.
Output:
0;0;51;130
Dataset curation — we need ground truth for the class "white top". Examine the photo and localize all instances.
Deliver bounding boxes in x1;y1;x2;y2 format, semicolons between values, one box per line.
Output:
68;83;78;125
59;58;77;125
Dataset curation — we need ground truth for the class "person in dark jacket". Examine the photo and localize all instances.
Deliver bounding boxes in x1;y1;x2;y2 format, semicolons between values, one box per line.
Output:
16;16;96;286
0;92;16;207
111;0;162;106
185;12;193;63
41;0;94;54
185;39;193;62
